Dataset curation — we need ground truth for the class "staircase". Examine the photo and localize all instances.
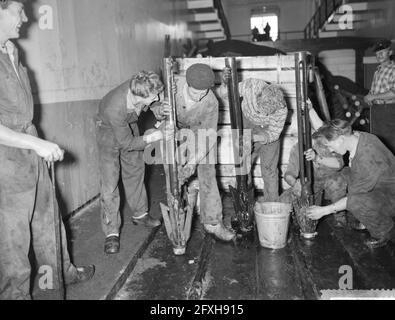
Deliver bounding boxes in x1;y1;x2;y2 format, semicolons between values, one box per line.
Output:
305;0;389;39
180;0;230;41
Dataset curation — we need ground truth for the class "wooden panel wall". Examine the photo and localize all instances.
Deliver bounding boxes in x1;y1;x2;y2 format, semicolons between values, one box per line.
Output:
16;0;191;216
176;56;298;191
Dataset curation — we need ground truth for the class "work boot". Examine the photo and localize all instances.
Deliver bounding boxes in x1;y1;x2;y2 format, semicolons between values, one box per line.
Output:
132;214;161;228
204;223;236;242
104;235;120;254
66;265;95;285
364;226;395;249
364;236;390;249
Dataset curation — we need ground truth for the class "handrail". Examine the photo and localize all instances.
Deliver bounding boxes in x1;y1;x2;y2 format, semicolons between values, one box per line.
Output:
304;0;344;39
213;0;231;40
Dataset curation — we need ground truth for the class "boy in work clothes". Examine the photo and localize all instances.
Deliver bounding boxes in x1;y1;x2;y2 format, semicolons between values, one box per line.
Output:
174;63;235;241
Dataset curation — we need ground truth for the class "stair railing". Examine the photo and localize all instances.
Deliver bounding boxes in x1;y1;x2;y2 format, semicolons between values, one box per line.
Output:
304;0;344;39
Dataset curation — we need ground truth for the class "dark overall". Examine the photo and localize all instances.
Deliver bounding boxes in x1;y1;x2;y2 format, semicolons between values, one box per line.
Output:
0;44;78;300
346;132;395;239
96;81;148;237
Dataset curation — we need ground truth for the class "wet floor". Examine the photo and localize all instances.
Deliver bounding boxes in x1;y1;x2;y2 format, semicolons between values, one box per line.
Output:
114;193;395;300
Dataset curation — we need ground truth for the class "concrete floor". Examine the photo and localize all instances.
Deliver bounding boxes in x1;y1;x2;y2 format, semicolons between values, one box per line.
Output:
35;164;395;300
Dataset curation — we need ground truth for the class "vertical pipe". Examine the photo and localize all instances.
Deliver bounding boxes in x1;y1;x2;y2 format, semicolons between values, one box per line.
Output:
295;53;306;185
226;57;246;187
163;58;180;239
295;52;314;201
51;164;65;300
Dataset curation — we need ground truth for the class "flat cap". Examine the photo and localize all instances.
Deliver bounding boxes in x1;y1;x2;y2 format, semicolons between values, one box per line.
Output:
186;63;215;90
374;39;392;52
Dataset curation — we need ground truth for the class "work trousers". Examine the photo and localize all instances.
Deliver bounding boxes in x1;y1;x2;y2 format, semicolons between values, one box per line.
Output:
0;156;78;300
97;127;148;237
252;140;281;202
347;188;395;239
197;164;223;225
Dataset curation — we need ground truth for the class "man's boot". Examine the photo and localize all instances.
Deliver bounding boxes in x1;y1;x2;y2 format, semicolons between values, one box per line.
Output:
365;226;395;249
204;223;236;241
104;235;120;254
132;213;161;228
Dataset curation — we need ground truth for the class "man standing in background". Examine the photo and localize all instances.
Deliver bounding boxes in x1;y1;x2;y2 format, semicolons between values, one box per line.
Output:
364;39;395;153
0;0;94;300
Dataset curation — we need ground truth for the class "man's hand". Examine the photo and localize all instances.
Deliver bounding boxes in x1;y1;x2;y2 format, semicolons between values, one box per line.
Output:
33;139;64;162
178;164;196;186
306;205;332;220
364;94;376;106
222;67;231;84
144;129;163;144
304;148;317;162
144;122;175;144
292;178;302;197
151;102;171;120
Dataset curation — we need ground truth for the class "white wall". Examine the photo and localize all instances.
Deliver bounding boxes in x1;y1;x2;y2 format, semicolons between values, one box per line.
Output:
18;0;191;105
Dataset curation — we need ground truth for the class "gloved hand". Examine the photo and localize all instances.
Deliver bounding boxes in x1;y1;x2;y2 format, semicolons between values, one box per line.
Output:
178;164;196;186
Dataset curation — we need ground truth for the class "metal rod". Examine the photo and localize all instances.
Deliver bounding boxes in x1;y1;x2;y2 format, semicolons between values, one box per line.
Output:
226;57;246;186
51;163;65;300
295;52;314;203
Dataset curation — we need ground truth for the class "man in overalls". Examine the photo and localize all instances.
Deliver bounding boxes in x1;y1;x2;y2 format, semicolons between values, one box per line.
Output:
0;0;94;300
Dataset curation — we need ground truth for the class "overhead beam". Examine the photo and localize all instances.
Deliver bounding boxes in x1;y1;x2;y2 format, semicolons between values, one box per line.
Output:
319;30;357;38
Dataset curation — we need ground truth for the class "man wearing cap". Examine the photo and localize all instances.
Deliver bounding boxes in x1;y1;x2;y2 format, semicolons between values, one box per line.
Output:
0;0;94;299
364;39;395;106
220;72;288;202
173;63;235;241
365;39;395;153
97;71;173;254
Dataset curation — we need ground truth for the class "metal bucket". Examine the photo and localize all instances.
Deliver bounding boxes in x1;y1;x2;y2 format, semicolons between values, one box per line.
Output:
254;202;292;249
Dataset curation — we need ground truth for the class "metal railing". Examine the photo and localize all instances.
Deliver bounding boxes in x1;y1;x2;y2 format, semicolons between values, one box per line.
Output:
213;0;231;40
304;0;344;39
